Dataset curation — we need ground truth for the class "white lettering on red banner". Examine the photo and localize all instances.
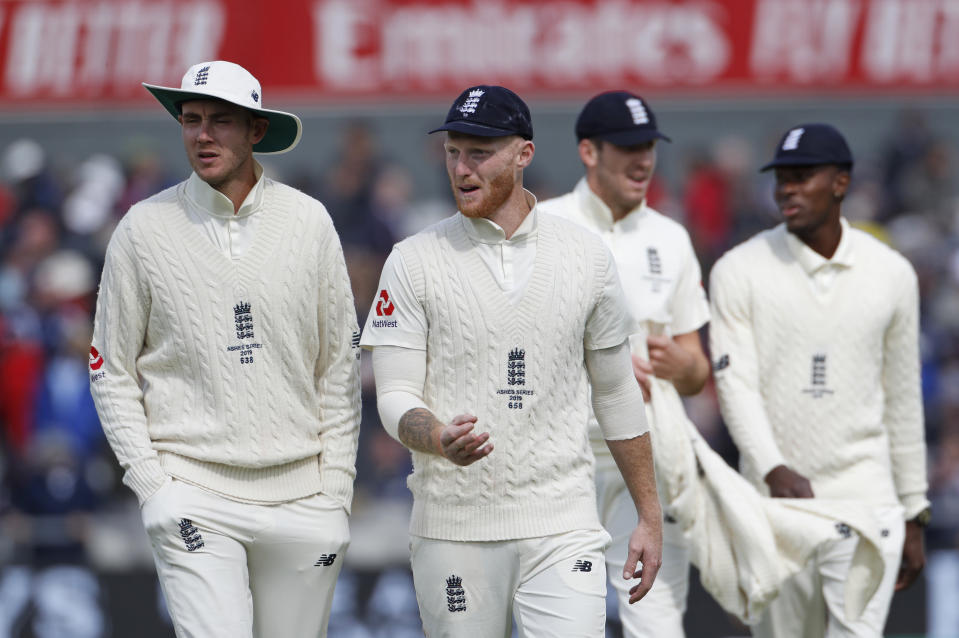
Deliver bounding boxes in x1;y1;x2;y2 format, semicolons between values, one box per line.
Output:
2;1;225;98
1;0;958;105
312;0;731;89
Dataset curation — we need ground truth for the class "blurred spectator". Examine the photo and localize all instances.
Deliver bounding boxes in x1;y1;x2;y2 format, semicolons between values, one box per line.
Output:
878;109;935;223
682;148;732;268
320;120;396;255
1;139;61;220
0;431;105;638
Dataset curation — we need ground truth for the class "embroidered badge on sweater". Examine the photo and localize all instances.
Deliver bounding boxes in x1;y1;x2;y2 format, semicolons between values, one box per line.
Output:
802;352;834;398
227;301;263;364
497;347;534;410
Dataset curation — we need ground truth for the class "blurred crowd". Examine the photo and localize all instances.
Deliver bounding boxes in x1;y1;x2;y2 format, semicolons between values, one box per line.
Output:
0;110;957;637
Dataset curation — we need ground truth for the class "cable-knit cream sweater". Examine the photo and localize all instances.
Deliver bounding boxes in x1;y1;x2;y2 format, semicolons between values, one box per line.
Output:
709;221;929;519
90;175;361;510
395;213;628;541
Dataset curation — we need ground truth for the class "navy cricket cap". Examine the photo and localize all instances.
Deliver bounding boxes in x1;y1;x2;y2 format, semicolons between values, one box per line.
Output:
429;85;533;140
575;91;671;145
761;123;854;172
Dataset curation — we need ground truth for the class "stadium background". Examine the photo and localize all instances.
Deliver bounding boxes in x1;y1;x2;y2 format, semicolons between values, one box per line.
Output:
0;0;957;636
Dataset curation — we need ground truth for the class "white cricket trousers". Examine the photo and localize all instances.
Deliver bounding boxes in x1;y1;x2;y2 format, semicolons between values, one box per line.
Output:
752;504;905;638
596;462;688;638
410;528;611;637
141;478;350;638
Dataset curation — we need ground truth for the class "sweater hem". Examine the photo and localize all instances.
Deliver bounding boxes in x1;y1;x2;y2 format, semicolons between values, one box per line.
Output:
160;451;324;503
409;496;602;541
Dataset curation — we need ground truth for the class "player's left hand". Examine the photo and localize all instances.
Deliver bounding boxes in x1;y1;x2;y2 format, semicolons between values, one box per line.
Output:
895;520;926;591
623;518;662;604
646;335;694;382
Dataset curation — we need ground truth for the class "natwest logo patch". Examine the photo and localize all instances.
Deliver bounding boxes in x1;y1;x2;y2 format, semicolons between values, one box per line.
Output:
376;289;395;316
89;346;104;370
371;289;398;328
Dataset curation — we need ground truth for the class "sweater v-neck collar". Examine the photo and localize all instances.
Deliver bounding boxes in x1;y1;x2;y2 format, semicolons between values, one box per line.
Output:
185;162;265;220
448;202;553;334
174;172;287;281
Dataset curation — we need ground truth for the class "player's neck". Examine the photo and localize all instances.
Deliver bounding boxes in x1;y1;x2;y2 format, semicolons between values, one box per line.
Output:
485;187;532;239
799;216;843;259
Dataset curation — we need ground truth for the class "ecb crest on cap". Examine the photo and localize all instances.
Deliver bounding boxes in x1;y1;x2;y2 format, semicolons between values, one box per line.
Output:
782;128;805;151
458;89;485;116
626;98;649;125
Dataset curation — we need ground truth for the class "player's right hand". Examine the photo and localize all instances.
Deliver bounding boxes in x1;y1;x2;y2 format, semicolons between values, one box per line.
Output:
631;354;653;402
440;414;493;466
624;518;662;604
764;464;814;498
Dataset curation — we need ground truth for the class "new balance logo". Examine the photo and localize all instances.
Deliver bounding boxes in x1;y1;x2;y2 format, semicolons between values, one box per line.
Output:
314;554;337;567
178;519;204;552
445;575;466;612
572;560;593;573
782;127;805;150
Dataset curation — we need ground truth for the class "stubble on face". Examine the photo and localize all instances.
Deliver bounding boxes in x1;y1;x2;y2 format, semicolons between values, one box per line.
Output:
447;135;521;219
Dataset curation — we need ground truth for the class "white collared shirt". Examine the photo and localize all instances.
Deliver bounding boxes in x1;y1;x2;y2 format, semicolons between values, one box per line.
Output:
539;177;709;339
783;217;855;295
183;162;266;259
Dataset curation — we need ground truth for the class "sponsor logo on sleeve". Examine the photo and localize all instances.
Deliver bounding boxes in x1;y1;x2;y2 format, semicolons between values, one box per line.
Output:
89;345;106;382
372;289;398;328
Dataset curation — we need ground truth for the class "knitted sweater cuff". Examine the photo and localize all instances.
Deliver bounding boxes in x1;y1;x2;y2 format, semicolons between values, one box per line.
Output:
320;466;356;515
900;494;931;521
123;457;168;506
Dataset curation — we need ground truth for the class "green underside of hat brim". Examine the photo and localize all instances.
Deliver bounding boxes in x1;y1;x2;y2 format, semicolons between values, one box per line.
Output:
143;84;302;155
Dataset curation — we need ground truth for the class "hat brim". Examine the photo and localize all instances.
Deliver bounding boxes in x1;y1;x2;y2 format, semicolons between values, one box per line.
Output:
143;83;302;155
429;121;531;140
587;129;671;145
759;156;854;172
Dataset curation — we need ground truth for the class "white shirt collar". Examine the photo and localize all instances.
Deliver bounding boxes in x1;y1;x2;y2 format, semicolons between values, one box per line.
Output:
185;161;265;220
784;217;855;275
459;189;539;244
574;177;649;232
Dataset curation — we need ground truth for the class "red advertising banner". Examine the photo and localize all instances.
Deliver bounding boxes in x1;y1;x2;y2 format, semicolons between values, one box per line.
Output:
0;0;957;108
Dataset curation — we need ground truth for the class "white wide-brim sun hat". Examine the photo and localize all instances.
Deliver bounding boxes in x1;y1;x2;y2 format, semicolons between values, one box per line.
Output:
143;60;302;155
